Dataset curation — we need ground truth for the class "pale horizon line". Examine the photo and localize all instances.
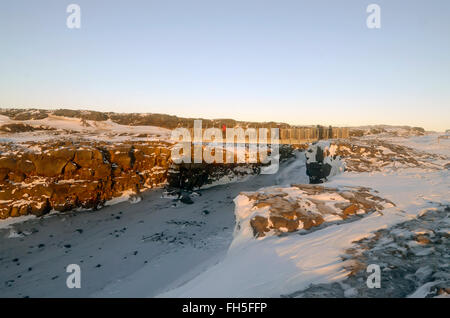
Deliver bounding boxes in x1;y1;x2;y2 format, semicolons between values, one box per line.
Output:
0;105;446;133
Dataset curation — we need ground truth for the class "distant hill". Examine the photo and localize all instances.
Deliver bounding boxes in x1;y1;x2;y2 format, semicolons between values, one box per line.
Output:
349;125;427;137
0;108;428;136
0;108;292;130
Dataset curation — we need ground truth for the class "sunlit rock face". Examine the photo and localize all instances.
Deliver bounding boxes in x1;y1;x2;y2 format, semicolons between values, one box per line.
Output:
0;140;172;219
235;184;395;238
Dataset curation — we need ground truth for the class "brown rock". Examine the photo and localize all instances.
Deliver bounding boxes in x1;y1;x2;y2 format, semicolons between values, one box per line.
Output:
109;146;133;170
0;141;174;219
0;187;14;200
48;148;75;161
74;148;103;167
0;157;16;170
296;211;324;229
63;161;78;177
0;205;10;219
30;199;50;216
438;288;450;295
344;259;366;276
0;168;9;181
8;171;25;183
94;164;111;179
76;167;94;179
269;215;299;232
31;154;69;177
19;205;30;216
16;159;35;175
10;206;20;217
342;204;359;218
416;235;431;245
250;216;270;238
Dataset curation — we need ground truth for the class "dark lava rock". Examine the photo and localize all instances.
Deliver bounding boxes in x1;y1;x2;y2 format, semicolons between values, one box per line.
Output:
306;162;332;184
180;195;194;205
305;145;332;184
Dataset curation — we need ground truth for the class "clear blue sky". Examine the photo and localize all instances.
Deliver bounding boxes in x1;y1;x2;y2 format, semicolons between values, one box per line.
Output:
0;0;449;131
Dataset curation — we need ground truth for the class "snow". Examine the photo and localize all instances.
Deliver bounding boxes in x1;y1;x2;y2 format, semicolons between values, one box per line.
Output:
0;115;172;142
0;133;448;298
158;135;449;298
305;141;346;178
158;211;404;297
0;151;308;297
0;214;36;230
407;281;444;298
103;190;140;206
387;134;450;157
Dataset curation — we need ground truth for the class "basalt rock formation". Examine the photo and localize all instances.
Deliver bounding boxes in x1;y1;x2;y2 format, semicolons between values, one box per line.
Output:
0;140;172;218
166;144;295;191
238;184;395;238
304;138;447;183
1;140;294;218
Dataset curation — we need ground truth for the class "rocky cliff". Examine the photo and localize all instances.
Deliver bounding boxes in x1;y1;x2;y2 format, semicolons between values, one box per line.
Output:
0;140;172;218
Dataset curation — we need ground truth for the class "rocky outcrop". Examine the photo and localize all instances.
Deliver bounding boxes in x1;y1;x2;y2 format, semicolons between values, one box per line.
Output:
0;123;56;133
167;162;261;191
1;139;294;218
332;139;445;172
293;206;450;298
304;139;447;183
237;184;395;238
0;140;171;219
305;142;345;184
167;144;295;191
349;126;426;137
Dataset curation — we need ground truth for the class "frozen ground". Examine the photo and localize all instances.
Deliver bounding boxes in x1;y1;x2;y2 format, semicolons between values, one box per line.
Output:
158;136;449;298
0;114;171;142
0;135;448;298
387;133;450;157
289;206;450;298
0;153;307;297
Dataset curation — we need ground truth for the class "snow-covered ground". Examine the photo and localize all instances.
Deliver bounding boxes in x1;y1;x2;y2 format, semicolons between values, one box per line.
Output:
0;114;171;142
0;154;307;297
158;135;449;298
158;169;448;297
0;134;448;298
386;133;450;157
